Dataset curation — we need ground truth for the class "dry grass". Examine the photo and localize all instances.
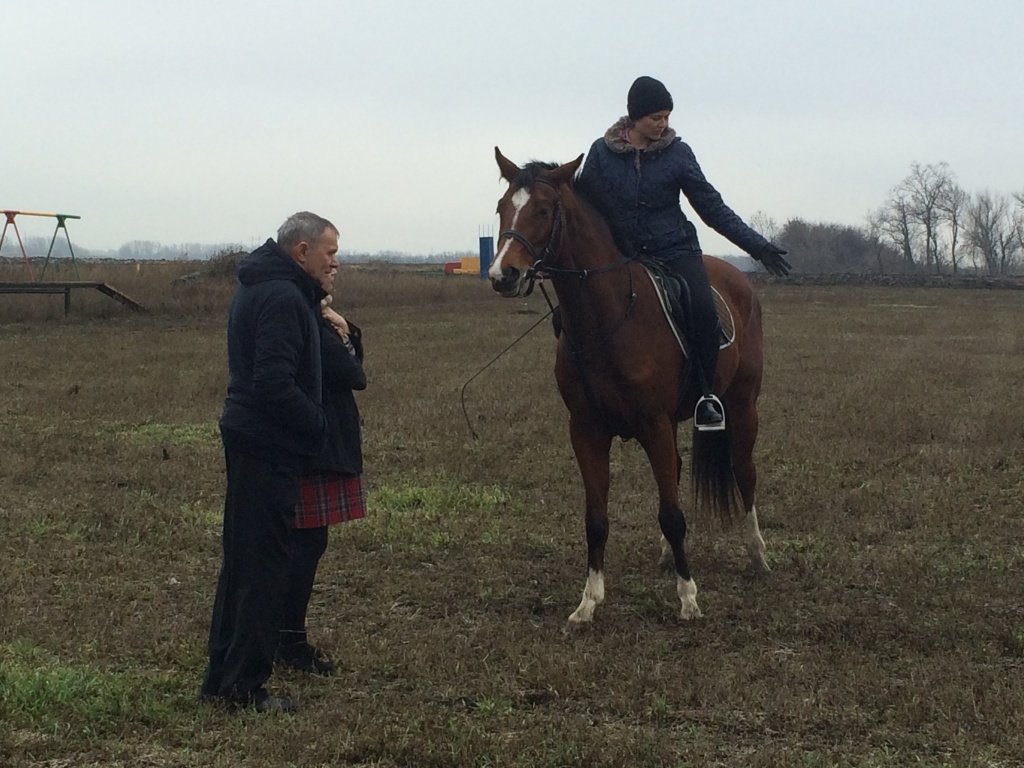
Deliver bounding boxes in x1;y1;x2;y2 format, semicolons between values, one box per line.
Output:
1;262;1023;767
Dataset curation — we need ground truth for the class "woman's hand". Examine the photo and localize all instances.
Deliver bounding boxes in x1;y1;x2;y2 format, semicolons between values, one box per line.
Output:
322;306;350;340
755;243;791;276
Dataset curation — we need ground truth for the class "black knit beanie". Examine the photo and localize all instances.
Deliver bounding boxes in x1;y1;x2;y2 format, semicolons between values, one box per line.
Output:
627;76;674;121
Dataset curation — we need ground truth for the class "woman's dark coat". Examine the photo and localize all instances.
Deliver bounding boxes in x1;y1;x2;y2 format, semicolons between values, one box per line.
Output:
576;117;770;260
312;318;365;476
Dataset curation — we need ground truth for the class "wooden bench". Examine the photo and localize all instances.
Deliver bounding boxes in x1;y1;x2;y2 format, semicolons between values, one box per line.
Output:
0;281;146;315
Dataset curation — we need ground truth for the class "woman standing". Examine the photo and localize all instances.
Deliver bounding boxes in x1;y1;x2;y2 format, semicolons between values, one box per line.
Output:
277;267;366;675
576;75;790;428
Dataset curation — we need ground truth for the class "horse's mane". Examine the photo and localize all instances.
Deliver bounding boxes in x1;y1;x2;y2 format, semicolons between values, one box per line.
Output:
514;159;621;253
513;160;559;189
515;159;599;211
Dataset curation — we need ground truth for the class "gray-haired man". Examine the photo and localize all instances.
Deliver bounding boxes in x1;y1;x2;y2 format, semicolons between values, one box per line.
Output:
201;212;338;712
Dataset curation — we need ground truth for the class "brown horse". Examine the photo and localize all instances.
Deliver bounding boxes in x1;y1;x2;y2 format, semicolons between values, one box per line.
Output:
489;148;770;627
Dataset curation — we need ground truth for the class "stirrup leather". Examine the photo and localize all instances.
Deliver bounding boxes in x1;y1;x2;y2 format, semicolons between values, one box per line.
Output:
694;394;726;433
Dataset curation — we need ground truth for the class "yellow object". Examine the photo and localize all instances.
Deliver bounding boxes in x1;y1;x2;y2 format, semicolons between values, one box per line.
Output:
453;256;480;275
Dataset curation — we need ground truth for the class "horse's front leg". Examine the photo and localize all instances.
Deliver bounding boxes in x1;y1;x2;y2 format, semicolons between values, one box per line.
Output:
566;416;612;630
641;418;701;620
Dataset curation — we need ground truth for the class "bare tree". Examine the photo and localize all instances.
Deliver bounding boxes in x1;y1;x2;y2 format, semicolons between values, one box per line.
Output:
899;163;953;274
748;210;781;243
873;196;916;269
965;191;1021;275
1014;193;1024;258
937;183;969;274
865;210;898;273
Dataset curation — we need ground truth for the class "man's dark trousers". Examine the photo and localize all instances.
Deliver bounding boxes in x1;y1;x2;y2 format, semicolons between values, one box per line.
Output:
201;446;299;701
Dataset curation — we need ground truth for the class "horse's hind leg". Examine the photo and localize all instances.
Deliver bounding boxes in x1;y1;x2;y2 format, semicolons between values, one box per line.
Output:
641;419;701;620
566;417;612;629
730;396;770;573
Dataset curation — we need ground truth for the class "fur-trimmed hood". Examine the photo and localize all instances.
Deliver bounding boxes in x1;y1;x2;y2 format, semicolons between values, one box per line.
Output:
601;116;678;154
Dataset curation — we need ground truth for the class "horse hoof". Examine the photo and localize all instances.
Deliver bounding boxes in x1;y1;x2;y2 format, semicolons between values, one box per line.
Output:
656;554;674;573
679;600;703;621
749;557;771;575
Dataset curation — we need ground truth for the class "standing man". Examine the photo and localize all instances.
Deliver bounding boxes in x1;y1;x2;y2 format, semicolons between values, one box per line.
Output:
201;211;339;713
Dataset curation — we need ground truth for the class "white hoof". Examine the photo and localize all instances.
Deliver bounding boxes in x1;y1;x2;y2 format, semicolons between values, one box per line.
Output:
567;569;604;628
677;577;702;620
749;550;771;574
679;596;703;620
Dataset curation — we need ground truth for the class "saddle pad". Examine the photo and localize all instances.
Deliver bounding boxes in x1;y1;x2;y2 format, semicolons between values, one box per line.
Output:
644;267;735;358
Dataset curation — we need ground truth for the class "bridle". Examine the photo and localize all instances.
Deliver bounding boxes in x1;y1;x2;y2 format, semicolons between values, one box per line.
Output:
497;179;563;295
498;178;632;292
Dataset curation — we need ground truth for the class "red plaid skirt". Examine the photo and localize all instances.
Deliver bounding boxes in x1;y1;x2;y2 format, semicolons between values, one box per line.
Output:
292;472;366;529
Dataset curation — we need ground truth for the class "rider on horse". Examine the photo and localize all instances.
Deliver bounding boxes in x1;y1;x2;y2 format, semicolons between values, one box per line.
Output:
576;76;790;429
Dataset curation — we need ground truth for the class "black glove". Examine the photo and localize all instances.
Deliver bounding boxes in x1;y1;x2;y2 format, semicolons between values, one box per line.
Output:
754;243;791;276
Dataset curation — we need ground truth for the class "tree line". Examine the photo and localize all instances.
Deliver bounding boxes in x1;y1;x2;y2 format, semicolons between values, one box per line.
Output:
754;163;1024;275
6;164;1021;274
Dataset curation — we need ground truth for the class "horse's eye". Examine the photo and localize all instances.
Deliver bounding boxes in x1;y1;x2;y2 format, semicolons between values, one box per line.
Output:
534;207;550;218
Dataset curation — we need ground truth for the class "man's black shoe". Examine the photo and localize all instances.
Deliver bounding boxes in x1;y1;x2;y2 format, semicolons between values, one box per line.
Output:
201;687;296;713
277;642;335;676
251;689;296;713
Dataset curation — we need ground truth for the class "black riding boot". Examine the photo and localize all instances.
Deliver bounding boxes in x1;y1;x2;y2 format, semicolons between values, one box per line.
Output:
664;254;724;429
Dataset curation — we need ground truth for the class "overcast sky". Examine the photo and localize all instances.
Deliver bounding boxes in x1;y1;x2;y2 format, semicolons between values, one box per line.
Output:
5;0;1022;257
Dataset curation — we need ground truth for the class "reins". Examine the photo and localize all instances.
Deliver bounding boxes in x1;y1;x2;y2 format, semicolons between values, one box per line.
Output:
459;307;553;440
534;253;634;281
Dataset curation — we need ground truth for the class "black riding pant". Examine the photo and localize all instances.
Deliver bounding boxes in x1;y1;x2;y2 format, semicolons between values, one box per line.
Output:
201;447;299;701
662;252;719;395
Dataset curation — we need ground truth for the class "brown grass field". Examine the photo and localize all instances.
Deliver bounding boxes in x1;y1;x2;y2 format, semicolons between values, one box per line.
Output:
1;259;1023;767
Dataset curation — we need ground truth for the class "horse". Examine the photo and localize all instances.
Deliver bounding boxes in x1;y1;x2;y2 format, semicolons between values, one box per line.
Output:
488;147;771;628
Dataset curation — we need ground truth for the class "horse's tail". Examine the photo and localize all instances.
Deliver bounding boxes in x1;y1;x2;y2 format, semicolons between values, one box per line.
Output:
690;426;743;527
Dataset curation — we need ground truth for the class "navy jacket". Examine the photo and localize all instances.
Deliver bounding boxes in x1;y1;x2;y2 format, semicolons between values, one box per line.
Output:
576;117;770;260
312;318;366;476
219;239;328;468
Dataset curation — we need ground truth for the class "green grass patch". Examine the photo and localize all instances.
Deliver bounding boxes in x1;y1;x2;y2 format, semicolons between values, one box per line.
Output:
0;641;193;736
116;421;219;446
354;479;514;555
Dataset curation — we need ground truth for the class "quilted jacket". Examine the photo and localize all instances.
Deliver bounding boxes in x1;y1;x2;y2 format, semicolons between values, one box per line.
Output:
576;117;770;260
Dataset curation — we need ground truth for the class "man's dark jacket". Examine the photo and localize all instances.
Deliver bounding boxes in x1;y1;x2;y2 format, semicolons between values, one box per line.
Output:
313;317;366;476
576;117;770;260
219;239;328;468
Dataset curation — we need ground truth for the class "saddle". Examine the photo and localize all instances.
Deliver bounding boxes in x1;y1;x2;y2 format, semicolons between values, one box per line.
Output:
643;260;734;357
548;262;735;356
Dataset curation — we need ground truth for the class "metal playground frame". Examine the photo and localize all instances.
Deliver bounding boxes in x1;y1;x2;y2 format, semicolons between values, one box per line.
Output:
0;209;81;280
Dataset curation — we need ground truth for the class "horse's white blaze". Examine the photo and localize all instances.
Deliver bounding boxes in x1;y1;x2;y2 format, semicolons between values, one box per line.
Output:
568;568;604;624
677;576;702;620
488;187;531;280
744;505;770;572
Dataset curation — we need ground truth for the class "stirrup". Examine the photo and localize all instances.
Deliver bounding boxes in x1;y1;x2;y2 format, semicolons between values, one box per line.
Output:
694;394;726;433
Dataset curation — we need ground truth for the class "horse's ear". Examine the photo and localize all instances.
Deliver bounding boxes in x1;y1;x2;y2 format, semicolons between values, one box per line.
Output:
551;154;585;186
495;147;520;182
